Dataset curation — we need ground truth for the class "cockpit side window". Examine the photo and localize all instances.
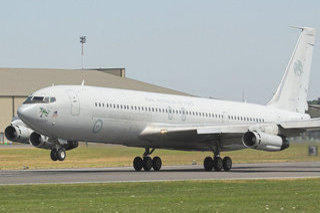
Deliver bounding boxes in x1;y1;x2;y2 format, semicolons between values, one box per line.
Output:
43;97;50;103
23;96;33;104
50;97;56;103
23;96;56;104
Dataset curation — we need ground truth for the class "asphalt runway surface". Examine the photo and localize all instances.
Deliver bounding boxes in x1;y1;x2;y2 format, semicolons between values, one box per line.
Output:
0;162;319;185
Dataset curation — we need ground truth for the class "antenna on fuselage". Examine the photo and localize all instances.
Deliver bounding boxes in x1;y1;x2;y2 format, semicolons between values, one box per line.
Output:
242;90;247;103
81;80;85;86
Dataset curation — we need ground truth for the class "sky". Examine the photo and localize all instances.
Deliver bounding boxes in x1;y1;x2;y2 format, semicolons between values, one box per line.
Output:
0;0;319;104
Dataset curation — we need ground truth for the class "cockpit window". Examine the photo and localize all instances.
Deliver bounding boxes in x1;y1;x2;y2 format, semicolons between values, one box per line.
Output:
23;96;56;104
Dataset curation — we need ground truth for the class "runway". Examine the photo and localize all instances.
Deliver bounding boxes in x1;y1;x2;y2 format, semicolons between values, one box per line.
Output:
0;161;319;185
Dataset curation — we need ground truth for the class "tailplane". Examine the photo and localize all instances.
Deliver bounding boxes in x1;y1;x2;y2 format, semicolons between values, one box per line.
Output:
267;27;316;113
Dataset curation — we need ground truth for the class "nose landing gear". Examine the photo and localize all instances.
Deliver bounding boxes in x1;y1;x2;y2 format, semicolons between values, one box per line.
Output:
133;148;162;171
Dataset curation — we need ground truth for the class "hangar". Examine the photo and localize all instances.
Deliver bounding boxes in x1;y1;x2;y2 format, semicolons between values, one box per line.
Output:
0;67;189;139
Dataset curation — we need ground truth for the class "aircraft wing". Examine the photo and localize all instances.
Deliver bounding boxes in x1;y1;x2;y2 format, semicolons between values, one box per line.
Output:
139;119;320;151
140;124;248;139
139;124;249;151
278;118;320;133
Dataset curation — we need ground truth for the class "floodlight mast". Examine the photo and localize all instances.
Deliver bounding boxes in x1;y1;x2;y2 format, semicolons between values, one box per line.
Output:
80;36;86;69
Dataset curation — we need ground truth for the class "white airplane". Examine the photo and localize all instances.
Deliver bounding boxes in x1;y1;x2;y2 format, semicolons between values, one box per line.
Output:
5;26;320;172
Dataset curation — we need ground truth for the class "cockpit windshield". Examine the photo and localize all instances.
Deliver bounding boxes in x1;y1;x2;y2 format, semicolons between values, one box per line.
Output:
23;96;56;104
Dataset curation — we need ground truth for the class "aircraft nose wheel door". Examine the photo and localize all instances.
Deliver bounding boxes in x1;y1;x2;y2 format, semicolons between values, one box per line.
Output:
67;90;80;116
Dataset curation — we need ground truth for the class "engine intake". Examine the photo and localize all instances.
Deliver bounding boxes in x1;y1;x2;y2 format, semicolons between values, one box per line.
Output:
5;125;32;144
242;131;289;151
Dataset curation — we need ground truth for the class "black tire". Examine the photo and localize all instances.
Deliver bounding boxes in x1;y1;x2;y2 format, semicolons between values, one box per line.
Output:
203;156;213;171
57;148;66;161
223;156;232;171
213;157;223;171
50;149;58;161
133;156;143;171
143;157;153;171
152;156;162;171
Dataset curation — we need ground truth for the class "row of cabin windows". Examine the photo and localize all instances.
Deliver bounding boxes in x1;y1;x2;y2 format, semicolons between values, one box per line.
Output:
228;115;264;123
94;102;224;118
94;102;265;123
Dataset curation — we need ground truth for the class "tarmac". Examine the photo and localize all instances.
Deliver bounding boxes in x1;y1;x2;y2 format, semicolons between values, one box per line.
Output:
0;161;319;185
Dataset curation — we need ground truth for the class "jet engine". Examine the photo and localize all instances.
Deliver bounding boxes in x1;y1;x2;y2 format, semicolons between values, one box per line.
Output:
30;132;79;150
5;124;32;144
242;131;289;151
29;132;55;149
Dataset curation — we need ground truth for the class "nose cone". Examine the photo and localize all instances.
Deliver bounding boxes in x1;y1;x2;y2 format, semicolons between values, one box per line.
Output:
17;105;37;125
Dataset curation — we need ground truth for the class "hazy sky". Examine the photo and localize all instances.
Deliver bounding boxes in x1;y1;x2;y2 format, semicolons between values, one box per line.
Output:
0;1;319;104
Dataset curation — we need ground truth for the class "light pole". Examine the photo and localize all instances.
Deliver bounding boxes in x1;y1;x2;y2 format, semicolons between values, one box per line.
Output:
80;36;86;69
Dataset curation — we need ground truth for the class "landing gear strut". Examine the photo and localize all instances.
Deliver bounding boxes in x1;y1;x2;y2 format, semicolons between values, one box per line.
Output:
50;148;66;161
203;145;232;171
133;148;162;171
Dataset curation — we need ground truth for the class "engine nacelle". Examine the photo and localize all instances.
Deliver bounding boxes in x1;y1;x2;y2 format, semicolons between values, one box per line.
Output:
30;132;79;150
29;132;55;149
5;125;32;144
242;131;289;151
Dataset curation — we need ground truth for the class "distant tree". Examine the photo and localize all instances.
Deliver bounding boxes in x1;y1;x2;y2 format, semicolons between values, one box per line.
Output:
308;98;320;105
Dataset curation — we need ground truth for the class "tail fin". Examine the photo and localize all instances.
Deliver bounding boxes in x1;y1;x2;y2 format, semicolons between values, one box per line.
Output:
267;26;316;113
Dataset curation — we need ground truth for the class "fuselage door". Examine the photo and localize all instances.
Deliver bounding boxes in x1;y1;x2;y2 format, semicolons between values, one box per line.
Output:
67;90;80;116
167;106;173;120
222;111;228;123
181;108;186;121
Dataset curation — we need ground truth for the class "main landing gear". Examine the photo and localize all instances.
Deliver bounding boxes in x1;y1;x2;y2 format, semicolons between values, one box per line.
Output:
50;148;66;161
203;156;232;171
203;146;232;171
133;148;162;171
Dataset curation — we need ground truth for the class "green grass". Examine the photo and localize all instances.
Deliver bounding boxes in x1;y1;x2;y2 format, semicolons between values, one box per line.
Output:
0;179;319;212
0;142;319;170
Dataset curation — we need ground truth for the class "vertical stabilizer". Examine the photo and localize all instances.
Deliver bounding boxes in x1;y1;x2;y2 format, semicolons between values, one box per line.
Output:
267;27;316;113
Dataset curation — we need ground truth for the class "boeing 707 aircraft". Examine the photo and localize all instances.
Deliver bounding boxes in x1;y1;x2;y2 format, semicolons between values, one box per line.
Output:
5;27;320;172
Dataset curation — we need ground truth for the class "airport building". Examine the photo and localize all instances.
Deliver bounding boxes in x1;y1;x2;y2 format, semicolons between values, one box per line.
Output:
0;67;189;139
